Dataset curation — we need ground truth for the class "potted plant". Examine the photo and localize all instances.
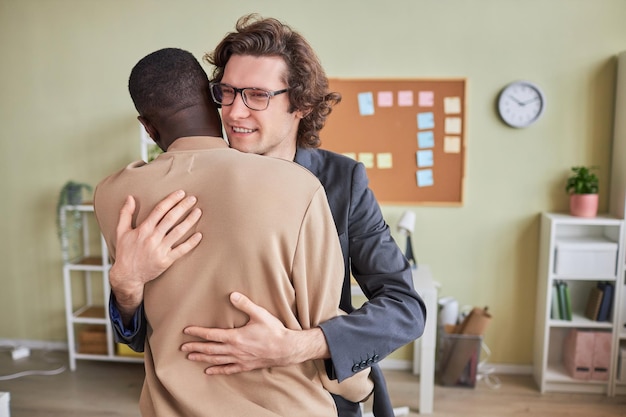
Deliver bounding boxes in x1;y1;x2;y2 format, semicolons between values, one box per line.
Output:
565;166;599;217
56;180;93;246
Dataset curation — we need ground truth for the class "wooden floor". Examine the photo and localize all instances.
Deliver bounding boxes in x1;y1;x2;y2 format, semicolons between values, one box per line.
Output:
1;349;625;416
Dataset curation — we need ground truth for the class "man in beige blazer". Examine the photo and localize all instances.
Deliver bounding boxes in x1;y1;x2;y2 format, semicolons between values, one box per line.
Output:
93;48;371;417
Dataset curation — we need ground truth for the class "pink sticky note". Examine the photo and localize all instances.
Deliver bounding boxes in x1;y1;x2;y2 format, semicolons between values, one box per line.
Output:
419;91;434;107
398;90;414;107
377;91;393;107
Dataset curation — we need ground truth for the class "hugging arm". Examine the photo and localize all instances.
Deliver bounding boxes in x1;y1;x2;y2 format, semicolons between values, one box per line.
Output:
108;190;202;349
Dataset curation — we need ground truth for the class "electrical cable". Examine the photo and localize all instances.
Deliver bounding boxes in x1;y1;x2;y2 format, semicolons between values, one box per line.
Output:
0;346;67;381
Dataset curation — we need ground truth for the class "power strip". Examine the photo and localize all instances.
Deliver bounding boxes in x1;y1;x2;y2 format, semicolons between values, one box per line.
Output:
11;346;30;360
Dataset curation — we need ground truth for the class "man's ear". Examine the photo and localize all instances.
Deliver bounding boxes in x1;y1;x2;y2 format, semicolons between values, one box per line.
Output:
137;116;160;144
296;108;311;119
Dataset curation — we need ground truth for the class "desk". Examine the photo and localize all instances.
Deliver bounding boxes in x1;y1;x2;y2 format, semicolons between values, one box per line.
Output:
352;265;437;414
411;265;437;414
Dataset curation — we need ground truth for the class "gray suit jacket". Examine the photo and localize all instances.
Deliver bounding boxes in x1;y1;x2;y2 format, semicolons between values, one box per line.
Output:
295;147;426;417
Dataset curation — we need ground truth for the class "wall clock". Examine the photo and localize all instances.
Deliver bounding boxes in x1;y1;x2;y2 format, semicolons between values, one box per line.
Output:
497;81;546;128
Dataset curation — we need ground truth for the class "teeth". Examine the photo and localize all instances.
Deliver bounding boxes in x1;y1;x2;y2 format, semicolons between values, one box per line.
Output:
233;126;254;133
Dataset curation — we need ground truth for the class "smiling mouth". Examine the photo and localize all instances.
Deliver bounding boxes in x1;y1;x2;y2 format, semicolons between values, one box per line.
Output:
232;126;255;134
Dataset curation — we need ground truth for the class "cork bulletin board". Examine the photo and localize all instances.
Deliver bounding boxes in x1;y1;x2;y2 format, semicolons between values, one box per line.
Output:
321;78;467;205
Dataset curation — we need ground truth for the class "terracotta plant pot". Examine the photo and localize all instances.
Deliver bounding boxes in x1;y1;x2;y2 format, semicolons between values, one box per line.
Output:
569;194;599;217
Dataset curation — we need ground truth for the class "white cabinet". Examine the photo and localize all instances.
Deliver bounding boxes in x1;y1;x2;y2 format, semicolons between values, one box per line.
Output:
614;256;626;394
60;203;143;370
533;212;624;395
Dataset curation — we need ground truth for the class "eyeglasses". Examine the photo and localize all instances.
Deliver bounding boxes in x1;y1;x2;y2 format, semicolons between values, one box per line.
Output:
209;82;289;111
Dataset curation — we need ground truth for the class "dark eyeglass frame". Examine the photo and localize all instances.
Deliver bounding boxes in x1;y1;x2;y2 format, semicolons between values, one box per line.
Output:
209;82;289;111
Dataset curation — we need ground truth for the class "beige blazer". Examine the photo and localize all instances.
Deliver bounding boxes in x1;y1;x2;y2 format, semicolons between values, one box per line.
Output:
94;137;372;417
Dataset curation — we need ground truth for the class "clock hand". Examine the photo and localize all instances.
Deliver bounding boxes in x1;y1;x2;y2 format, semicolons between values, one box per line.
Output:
521;97;539;105
507;95;524;106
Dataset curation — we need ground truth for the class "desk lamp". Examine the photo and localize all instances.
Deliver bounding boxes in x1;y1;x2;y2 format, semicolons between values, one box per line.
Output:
397;210;417;268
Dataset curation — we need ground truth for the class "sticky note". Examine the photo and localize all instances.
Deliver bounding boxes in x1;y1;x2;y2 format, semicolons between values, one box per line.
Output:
342;152;357;160
377;91;393;107
417;131;435;149
377;153;393;169
418;91;434;107
444;97;461;114
358;152;374;168
417;169;434;187
444;117;462;134
417;150;434;167
444;136;461;153
398;90;414;107
358;92;375;116
417;112;435;130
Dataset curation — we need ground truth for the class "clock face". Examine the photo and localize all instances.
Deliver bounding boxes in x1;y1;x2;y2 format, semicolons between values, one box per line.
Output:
497;81;545;128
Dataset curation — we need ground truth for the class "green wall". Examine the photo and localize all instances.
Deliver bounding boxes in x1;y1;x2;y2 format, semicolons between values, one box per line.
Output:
1;0;626;367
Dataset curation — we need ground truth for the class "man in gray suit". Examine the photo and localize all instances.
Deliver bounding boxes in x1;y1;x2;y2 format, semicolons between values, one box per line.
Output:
108;15;426;417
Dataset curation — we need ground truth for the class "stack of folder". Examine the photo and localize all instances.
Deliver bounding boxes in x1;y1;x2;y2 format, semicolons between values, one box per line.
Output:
584;282;614;321
563;329;611;380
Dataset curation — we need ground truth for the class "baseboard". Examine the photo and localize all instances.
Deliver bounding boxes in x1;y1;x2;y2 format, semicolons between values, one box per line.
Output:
480;363;533;375
0;339;67;352
0;339;533;376
378;357;532;375
379;358;412;371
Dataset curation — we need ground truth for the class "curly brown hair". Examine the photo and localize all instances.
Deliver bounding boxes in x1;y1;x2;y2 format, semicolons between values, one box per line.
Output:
204;14;341;148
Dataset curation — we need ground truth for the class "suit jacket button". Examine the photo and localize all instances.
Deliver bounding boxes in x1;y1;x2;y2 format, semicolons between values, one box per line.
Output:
352;364;361;373
372;354;380;362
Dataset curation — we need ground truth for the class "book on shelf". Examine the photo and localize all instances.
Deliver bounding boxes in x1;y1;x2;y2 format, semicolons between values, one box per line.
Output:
555;281;572;321
585;285;604;321
551;282;561;320
596;282;614;322
562;282;572;321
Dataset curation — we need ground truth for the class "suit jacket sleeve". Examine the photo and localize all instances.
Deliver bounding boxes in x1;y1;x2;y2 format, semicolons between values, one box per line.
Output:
318;161;427;383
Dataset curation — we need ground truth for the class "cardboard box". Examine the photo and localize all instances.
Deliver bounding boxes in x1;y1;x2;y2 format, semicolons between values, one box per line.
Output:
78;326;107;354
554;238;617;277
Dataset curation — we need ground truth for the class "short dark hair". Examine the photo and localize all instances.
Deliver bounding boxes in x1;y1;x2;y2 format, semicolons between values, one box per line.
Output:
129;48;210;119
205;14;341;149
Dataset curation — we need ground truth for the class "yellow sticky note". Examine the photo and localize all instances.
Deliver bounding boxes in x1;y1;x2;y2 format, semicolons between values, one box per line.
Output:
445;117;462;134
444;97;461;114
444;136;461;153
358;152;375;168
377;153;393;169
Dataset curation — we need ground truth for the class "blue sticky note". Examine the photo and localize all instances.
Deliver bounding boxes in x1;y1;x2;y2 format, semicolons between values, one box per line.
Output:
416;169;434;187
417;150;434;167
417;131;435;148
358;92;375;116
417;112;435;130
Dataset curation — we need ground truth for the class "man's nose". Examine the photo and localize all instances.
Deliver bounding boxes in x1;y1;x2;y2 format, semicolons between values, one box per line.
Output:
228;91;250;117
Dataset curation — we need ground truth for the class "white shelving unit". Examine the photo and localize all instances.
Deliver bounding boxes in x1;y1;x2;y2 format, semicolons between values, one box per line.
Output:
60;203;143;371
533;212;625;395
